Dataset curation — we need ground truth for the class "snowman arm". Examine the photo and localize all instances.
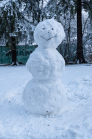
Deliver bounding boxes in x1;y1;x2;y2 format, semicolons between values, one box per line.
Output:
26;53;46;74
57;52;65;72
61;57;65;72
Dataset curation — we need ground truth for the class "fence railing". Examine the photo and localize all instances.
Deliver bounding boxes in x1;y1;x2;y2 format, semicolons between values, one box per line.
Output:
0;45;37;64
0;45;79;64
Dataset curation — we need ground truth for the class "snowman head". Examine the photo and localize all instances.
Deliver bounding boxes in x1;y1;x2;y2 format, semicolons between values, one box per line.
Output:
34;19;65;49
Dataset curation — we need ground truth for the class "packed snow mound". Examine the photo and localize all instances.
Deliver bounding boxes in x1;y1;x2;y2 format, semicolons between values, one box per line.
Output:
23;19;66;115
34;19;65;49
23;79;66;115
26;48;65;80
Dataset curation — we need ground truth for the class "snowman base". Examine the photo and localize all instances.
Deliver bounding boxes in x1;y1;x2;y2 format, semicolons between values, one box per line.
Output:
23;79;66;116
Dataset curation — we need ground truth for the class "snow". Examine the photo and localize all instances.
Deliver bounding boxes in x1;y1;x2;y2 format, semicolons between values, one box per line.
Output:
0;0;17;7
82;9;88;19
26;48;65;80
23;78;66;116
23;19;66;115
34;19;65;49
0;64;92;138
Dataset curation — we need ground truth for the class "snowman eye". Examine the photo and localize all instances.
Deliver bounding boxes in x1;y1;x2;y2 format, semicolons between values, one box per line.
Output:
52;28;54;30
43;28;45;30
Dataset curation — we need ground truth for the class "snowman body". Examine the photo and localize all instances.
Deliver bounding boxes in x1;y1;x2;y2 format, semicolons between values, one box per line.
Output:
22;19;66;115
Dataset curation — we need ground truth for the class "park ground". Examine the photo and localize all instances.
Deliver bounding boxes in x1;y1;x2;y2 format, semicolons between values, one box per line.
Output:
0;64;92;139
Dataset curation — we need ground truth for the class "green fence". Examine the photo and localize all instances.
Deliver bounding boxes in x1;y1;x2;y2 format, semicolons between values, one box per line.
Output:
0;45;37;64
0;45;78;64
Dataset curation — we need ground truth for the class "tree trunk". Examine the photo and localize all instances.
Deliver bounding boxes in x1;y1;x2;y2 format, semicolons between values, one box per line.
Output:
11;36;17;65
42;0;43;21
38;1;40;23
77;0;85;63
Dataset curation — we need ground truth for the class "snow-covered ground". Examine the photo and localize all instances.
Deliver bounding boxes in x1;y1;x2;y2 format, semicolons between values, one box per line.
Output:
0;64;92;139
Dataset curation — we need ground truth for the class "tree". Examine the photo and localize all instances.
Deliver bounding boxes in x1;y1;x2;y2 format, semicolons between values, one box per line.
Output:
44;0;91;63
0;0;42;65
21;0;45;23
77;0;84;63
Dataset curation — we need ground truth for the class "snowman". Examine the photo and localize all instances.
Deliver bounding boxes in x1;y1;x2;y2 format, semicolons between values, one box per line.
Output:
22;19;66;116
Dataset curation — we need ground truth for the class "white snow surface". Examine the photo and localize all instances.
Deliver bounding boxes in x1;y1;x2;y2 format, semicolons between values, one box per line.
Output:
0;64;92;138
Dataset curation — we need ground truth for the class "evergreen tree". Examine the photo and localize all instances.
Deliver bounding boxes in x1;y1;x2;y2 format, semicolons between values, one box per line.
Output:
45;0;90;63
0;0;43;65
77;0;84;63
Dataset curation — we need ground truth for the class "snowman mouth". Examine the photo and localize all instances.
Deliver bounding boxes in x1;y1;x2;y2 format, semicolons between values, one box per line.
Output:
41;36;56;41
